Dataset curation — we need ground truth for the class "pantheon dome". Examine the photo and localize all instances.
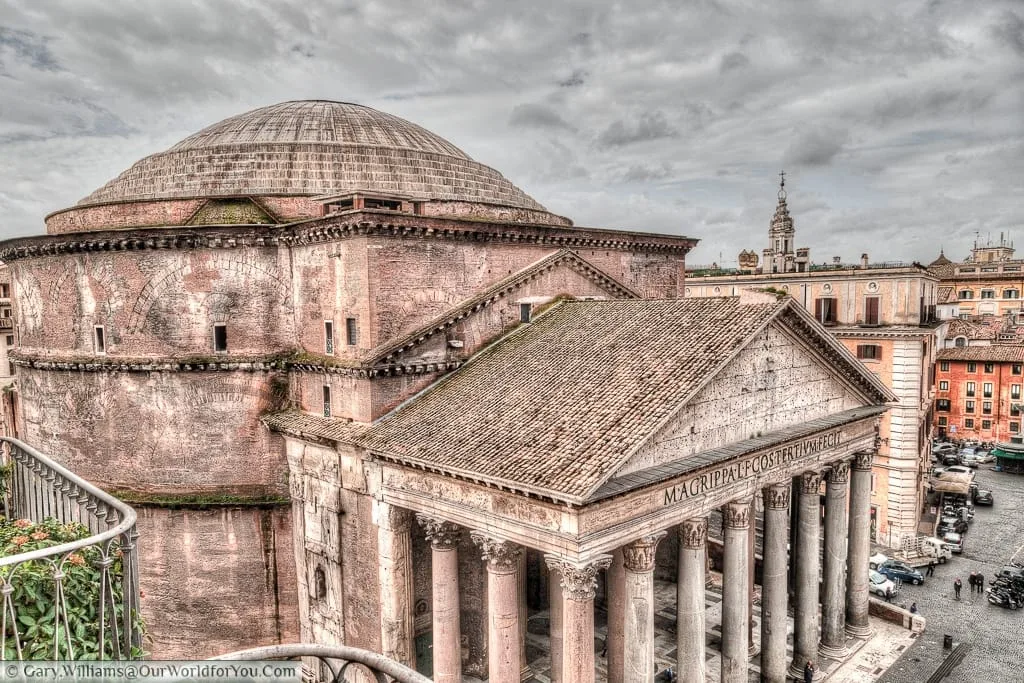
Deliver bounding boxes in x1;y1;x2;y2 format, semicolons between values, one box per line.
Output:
47;100;566;233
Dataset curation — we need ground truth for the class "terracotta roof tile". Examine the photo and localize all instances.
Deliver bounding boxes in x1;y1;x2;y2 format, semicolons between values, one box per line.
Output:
937;346;1024;362
359;298;791;502
262;411;366;443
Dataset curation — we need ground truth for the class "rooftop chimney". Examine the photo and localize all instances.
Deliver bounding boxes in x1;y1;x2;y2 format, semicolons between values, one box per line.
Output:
861;253;869;269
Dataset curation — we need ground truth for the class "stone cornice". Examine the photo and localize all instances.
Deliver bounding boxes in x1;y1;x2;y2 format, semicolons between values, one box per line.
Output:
9;352;288;373
0;213;696;262
829;326;941;339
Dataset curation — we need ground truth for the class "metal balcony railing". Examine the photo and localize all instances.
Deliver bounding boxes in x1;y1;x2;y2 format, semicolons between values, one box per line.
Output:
0;437;140;660
212;644;432;683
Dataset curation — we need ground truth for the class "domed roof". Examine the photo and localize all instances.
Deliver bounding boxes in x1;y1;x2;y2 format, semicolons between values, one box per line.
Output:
76;100;546;212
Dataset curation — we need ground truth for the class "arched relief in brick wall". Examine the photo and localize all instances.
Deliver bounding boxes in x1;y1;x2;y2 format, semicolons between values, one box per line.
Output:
126;251;293;336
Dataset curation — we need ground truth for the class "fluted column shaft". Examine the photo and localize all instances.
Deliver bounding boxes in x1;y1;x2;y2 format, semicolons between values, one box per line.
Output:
417;516;462;683
606;549;625;683
622;533;666;683
791;472;823;678
545;556;612;683
846;451;875;637
821;462;851;657
761;484;791;683
377;503;415;667
472;533;522;683
676;518;708;681
721;500;751;683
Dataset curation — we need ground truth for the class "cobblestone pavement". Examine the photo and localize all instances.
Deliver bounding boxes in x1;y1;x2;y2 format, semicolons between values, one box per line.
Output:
878;467;1024;683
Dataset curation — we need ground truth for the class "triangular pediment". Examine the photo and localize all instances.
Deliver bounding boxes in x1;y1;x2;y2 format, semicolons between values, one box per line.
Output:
363;249;641;368
612;317;884;481
186;198;276;225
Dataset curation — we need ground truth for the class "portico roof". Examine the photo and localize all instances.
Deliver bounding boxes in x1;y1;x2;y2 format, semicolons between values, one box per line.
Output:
361;297;893;504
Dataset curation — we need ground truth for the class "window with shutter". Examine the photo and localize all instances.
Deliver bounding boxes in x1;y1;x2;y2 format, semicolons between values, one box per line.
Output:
865;296;880;325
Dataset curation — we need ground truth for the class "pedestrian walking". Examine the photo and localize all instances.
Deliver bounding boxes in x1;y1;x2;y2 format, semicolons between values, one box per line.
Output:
804;659;815;683
969;571;977;593
954;577;962;600
978;574;984;593
910;602;918;614
926;560;936;577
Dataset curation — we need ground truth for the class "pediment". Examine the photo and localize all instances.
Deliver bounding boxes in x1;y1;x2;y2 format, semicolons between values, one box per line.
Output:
614;320;872;479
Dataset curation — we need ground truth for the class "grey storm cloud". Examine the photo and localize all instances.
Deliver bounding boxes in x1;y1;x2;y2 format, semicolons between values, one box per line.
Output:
597;111;677;147
0;0;1019;268
509;103;574;131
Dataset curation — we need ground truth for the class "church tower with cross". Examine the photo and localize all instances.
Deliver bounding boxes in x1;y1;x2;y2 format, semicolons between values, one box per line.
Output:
762;170;810;273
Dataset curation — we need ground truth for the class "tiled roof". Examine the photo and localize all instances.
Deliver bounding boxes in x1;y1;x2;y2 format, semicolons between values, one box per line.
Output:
262;411;366;444
937;346;1024;362
363;249;641;366
938;286;956;304
946;318;997;340
360;297;886;503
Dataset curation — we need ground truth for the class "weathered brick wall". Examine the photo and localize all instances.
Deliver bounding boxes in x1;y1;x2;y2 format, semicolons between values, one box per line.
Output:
16;367;287;494
290;240;369;361
137;505;298;659
10;248;295;358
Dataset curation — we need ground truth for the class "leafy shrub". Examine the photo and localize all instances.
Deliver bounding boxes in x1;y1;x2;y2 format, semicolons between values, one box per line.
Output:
0;517;144;660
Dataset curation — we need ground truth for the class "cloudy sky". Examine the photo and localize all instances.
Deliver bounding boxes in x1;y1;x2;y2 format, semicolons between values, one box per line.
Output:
1;0;1021;267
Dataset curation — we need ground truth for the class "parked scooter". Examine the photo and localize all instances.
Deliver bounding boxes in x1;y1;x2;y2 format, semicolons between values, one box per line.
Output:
987;587;1022;609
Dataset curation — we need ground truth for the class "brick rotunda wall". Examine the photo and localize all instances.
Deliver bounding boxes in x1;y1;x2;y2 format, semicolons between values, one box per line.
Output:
8;242;298;657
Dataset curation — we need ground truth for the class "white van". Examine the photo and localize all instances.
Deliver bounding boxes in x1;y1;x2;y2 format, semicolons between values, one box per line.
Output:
921;536;953;563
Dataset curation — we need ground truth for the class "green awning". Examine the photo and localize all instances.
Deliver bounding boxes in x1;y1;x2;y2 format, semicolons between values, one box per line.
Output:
992;444;1024;460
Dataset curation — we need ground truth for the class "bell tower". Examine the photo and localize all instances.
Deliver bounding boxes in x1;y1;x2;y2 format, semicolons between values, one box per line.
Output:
762;171;809;273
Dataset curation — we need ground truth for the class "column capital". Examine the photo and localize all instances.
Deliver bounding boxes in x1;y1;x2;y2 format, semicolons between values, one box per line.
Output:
622;532;667;572
545;555;612;602
799;470;822;494
723;500;752;529
764;483;791;509
417;515;461;551
828;460;851;484
470;532;521;574
853;450;874;471
679;517;708;549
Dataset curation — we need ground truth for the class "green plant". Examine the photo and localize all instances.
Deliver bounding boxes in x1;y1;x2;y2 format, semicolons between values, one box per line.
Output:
0;517;145;660
0;462;12;502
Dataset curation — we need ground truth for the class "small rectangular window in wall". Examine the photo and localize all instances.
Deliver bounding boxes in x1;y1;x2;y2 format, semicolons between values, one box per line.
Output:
982;419;992;430
346;318;357;346
967;362;977;373
936;399;951;411
1013;385;1022;400
965;418;975;428
0;284;8;298
939;380;949;391
214;325;227;353
984;382;993;398
966;400;975;412
814;297;838;325
520;303;532;323
966;381;976;397
5;335;13;346
856;344;881;360
94;326;105;354
940;361;950;372
983;401;992;415
864;296;880;325
323;385;331;418
324;321;334;355
938;416;948;426
985;363;994;373
1012;422;1020;433
1015;364;1023;375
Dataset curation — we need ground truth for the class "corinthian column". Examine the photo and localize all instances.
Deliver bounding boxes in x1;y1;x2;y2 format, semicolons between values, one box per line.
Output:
760;484;791;683
417;516;462;683
545;555;613;683
821;461;851;658
471;533;522;683
377;502;415;668
846;451;874;637
790;471;822;680
548;562;564;683
606;549;625;683
622;532;666;683
721;500;751;683
676;517;708;681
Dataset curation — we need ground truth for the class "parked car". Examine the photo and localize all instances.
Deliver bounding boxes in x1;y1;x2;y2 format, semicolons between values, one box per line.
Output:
878;560;925;585
996;565;1024;580
942;531;964;553
941;453;961;466
944;465;974;477
869;570;897;598
931;465;947;478
869;552;888;570
974;489;994;505
938;515;968;535
960;452;985;467
933;443;957;455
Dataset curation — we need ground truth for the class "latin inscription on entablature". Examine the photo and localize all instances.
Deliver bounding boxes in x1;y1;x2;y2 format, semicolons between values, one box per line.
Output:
381;466;564;533
579;422;873;537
